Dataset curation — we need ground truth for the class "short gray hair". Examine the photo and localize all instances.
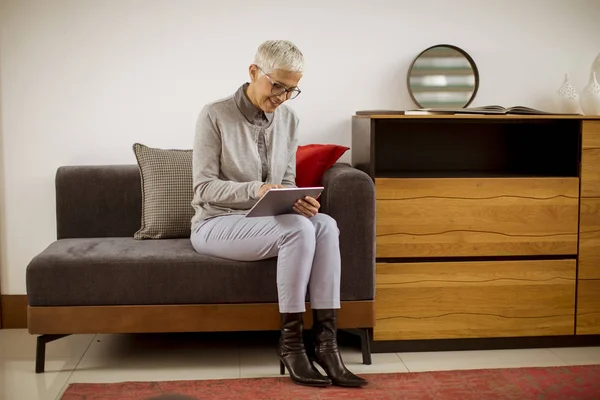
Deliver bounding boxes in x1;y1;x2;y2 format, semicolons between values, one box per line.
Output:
254;40;304;74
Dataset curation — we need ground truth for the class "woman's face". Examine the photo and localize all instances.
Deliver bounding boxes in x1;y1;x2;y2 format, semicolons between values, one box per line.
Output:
249;65;302;113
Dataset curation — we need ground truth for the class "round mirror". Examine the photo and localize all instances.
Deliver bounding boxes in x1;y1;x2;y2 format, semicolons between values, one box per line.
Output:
407;44;479;108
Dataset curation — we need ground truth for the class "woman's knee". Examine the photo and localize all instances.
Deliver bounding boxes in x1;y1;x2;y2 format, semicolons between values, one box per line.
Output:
310;213;339;235
275;214;316;246
276;214;316;233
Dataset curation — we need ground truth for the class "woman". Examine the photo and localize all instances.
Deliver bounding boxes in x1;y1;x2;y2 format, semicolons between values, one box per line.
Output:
190;40;366;388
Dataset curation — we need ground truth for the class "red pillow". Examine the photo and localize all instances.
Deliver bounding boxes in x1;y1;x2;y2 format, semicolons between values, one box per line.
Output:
295;144;350;187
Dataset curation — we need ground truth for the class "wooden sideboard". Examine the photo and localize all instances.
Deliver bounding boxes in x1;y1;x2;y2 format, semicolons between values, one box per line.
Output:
351;114;600;344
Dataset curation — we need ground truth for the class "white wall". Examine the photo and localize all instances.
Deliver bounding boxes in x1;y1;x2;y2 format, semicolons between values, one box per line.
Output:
1;0;599;294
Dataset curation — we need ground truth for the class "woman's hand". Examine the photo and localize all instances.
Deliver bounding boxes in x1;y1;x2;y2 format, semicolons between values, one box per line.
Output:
293;196;320;218
258;184;284;198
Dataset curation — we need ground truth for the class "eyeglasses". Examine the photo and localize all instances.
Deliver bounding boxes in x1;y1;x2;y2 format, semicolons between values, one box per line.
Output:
259;67;301;100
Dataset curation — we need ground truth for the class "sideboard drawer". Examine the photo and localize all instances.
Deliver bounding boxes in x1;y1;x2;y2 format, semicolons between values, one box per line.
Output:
376;177;579;258
375;259;576;340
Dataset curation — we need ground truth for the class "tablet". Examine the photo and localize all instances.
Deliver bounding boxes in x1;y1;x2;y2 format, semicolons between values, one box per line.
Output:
245;186;324;217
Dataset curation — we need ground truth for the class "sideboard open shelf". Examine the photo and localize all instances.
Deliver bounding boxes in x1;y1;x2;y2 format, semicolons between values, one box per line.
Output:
351;114;600;347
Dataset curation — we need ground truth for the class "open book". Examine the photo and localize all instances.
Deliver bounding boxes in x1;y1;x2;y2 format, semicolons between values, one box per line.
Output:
405;105;579;115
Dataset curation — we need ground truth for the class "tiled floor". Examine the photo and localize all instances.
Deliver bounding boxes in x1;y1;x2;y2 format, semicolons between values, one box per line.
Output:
0;328;599;400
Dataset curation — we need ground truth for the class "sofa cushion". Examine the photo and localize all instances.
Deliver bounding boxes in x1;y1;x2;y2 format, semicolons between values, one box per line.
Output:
56;165;142;239
26;238;277;306
295;144;350;187
133;143;194;239
26;238;374;307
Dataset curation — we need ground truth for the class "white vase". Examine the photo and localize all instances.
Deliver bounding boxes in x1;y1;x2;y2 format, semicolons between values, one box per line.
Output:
555;73;581;114
592;53;600;83
581;71;600;116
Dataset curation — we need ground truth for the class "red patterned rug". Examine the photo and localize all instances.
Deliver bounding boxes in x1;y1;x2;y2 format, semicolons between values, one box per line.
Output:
61;365;600;400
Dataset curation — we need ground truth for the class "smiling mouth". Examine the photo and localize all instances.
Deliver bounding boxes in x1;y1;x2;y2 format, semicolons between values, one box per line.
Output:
269;98;281;107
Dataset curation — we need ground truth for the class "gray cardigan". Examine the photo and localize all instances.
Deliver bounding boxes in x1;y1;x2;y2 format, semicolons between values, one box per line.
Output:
191;93;299;229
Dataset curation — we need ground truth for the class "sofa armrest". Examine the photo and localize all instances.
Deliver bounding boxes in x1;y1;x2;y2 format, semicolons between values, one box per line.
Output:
321;163;375;301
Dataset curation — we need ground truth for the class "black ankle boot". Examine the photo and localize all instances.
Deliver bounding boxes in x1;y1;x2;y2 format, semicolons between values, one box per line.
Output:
278;313;331;387
311;309;368;387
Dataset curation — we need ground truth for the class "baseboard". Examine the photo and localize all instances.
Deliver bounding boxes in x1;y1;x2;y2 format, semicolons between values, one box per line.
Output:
1;295;28;329
371;335;600;353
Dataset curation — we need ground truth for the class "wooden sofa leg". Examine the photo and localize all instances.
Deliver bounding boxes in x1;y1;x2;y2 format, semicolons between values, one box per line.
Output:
359;328;372;365
342;328;372;365
36;334;70;373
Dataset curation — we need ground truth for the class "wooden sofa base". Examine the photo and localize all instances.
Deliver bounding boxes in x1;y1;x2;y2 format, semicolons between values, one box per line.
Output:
28;301;374;373
28;300;374;334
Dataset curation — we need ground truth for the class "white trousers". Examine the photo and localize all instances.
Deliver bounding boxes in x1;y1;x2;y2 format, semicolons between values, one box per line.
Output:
190;213;341;313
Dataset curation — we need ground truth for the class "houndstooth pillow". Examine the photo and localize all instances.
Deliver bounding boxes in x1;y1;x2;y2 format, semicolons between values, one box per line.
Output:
133;143;194;239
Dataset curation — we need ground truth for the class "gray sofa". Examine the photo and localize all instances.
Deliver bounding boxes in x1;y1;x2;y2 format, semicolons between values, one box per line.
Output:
26;163;376;373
